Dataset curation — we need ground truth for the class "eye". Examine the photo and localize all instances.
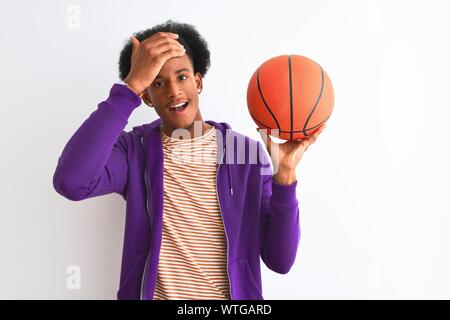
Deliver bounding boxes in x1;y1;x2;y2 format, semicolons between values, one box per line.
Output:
153;75;188;88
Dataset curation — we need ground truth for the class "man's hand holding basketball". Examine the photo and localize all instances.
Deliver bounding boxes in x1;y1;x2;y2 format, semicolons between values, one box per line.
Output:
258;124;327;185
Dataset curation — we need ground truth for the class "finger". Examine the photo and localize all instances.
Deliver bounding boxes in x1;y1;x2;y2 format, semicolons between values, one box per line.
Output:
308;125;326;141
266;131;272;153
130;36;140;47
168;32;179;38
257;128;267;147
145;36;184;50
305;135;318;146
153;42;185;55
298;139;309;151
130;36;140;56
257;128;272;154
153;32;179;40
143;32;179;46
315;124;327;136
159;47;187;62
302;124;326;149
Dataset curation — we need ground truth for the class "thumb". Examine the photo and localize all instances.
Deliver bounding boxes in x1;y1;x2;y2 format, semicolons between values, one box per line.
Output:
257;128;273;155
130;36;140;55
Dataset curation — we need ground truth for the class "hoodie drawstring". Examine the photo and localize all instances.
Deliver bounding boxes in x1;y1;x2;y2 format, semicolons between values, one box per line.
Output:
139;119;234;196
228;163;233;196
223;146;233;196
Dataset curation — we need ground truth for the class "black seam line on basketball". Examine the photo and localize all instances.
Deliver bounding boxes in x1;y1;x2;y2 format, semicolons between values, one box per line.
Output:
256;68;281;132
250;110;330;133
303;64;324;138
288;55;293;141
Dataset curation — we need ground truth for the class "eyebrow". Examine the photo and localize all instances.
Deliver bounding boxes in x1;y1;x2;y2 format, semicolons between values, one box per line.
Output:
155;68;191;80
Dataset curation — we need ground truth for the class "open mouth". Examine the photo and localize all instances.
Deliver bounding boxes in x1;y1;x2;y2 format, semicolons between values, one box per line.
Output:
169;102;188;113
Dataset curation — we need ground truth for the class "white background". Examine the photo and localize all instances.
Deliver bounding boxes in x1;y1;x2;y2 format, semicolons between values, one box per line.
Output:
1;0;449;299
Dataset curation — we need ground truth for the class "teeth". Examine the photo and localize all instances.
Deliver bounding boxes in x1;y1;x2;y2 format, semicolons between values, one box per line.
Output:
169;102;187;109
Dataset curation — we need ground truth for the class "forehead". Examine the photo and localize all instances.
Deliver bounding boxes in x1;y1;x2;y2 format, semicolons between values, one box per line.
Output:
156;55;194;78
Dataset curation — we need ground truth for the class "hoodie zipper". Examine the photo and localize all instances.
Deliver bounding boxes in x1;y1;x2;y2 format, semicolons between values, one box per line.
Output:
140;136;150;300
216;146;233;300
140;130;232;299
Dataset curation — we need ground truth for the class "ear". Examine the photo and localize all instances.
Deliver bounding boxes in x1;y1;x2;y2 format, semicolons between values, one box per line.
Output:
141;90;153;107
195;72;203;94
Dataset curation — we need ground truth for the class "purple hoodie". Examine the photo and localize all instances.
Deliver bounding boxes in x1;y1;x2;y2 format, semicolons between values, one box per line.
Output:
53;84;301;300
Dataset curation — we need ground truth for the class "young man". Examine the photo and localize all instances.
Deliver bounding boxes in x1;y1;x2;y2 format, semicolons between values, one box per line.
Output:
53;20;326;300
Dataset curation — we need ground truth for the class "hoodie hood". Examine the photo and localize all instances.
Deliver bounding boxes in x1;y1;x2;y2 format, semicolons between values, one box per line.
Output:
132;118;234;195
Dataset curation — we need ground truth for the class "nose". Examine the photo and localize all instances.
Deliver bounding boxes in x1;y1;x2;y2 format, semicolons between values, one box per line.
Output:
166;81;183;98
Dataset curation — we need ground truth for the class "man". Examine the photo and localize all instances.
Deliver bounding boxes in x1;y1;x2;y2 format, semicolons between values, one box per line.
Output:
53;20;326;300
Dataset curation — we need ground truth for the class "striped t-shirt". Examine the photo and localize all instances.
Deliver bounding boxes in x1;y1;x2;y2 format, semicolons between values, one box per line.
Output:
153;126;231;300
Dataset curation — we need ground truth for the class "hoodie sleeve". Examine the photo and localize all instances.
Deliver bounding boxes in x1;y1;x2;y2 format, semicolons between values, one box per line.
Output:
53;84;141;201
259;143;301;274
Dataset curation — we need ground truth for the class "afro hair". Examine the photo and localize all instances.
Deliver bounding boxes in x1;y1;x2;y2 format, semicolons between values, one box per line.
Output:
118;20;211;81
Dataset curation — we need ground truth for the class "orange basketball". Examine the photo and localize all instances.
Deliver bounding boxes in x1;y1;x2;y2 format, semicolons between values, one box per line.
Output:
247;54;334;140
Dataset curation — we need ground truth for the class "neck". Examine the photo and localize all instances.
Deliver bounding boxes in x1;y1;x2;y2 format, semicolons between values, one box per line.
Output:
161;120;212;140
